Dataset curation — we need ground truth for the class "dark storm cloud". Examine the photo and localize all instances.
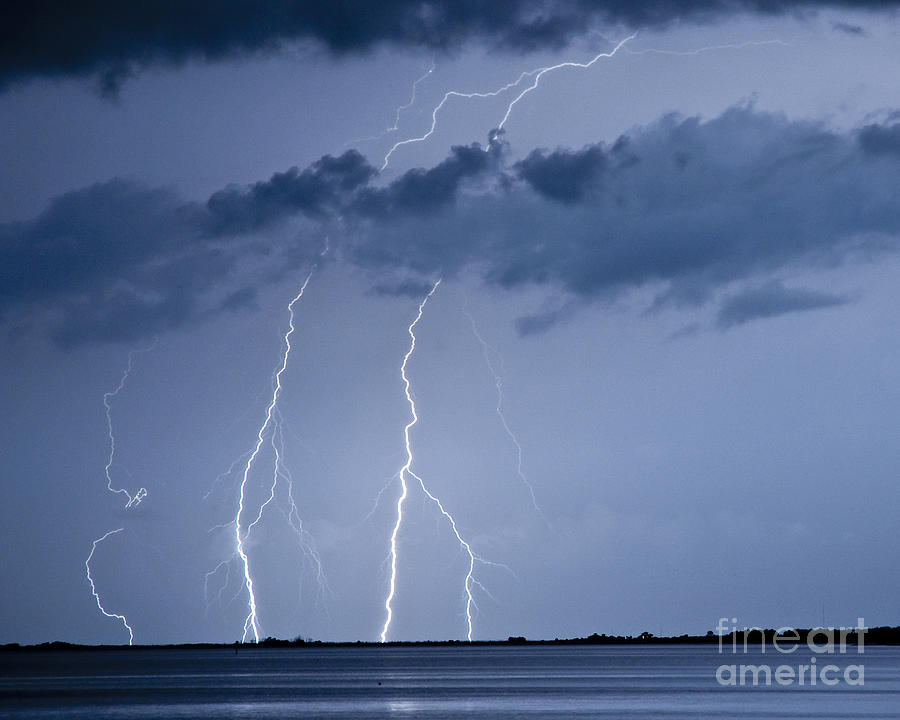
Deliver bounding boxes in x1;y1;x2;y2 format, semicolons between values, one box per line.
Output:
0;178;241;346
6;107;900;344
0;179;201;306
0;145;486;345
515;145;609;204
205;151;376;235
858;121;900;156
832;20;868;33
716;280;851;328
354;143;499;218
3;1;900;92
220;287;259;312
343;106;900;331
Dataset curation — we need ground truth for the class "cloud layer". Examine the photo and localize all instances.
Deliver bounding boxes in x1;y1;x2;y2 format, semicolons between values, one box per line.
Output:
4;1;900;93
4;106;900;344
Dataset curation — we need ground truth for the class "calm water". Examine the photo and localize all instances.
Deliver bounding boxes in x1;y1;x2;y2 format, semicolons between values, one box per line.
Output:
2;644;898;718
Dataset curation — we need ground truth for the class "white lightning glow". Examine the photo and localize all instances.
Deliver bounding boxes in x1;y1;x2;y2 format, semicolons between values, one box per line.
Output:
85;528;134;645
103;345;155;508
463;302;550;529
381;34;635;169
381;280;486;642
233;268;317;643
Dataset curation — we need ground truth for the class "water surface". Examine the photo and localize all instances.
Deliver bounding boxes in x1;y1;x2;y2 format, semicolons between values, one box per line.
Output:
2;644;898;718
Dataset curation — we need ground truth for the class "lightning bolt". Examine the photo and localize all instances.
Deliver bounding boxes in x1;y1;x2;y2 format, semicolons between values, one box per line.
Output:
381;34;635;169
103;344;155;509
84;343;157;643
222;245;331;643
380;33;791;169
462;301;551;529
380;69;542;170
389;56;436;133
85;528;134;645
623;38;791;58
343;56;436;150
233;271;313;642
382;280;489;642
492;33;636;134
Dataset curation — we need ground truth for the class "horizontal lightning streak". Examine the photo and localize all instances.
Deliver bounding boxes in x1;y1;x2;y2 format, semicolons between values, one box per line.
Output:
624;39;791;58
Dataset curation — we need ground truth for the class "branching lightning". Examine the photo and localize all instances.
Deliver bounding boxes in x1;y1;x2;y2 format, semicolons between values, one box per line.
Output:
381;34;635;169
231;269;316;642
381;280;488;642
463;301;551;530
85;528;134;645
380;69;542;170
205;245;332;643
380;33;791;170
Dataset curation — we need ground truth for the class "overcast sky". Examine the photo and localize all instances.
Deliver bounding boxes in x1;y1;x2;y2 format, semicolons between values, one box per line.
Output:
2;1;899;645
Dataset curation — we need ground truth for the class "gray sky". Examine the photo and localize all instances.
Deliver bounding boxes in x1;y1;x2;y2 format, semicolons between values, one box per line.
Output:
1;2;899;644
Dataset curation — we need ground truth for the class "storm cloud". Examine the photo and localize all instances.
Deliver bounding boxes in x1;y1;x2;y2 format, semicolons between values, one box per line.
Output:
3;1;900;93
346;109;900;332
4;108;900;344
716;280;851;328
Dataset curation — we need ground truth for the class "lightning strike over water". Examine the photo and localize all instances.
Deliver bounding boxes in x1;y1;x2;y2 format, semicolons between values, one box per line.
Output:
463;304;551;530
381;280;486;642
85;528;134;645
229;262;322;643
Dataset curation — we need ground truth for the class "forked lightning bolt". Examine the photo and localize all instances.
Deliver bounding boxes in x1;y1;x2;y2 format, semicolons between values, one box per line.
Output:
381;34;635;169
85;528;134;645
463;302;551;529
228;256;326;643
381;33;790;169
381;280;486;642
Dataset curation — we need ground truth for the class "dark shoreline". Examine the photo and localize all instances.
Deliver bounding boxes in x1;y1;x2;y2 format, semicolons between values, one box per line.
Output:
4;626;899;651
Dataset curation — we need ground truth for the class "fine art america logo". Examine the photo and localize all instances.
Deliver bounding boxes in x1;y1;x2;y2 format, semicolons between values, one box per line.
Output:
715;617;867;687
